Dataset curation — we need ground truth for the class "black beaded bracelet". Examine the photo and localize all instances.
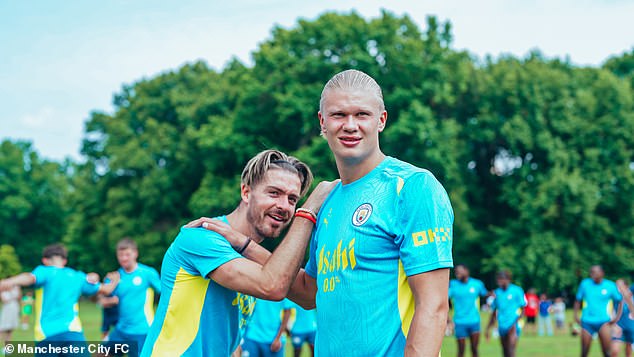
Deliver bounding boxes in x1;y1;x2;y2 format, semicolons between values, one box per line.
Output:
237;237;252;255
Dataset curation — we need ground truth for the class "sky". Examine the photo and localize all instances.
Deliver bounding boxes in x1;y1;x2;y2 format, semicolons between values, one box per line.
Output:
2;0;633;162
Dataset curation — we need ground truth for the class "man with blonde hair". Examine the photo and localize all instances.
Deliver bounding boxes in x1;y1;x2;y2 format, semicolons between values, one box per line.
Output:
141;150;336;356
196;70;454;356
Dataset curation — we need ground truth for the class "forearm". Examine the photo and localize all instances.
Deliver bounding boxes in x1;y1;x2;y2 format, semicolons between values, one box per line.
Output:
98;281;118;296
276;310;291;340
260;219;314;299
241;240;272;265
405;301;448;357
0;273;35;290
487;311;497;330
573;301;580;321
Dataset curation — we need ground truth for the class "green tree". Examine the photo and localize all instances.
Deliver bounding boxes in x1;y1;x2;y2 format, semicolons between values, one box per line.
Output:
0;140;69;270
0;244;22;278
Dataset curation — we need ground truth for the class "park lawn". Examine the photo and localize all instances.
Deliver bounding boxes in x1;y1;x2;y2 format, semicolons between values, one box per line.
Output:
10;301;610;356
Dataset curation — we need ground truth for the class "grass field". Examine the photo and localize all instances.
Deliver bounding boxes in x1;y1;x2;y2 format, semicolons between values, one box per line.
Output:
8;300;616;356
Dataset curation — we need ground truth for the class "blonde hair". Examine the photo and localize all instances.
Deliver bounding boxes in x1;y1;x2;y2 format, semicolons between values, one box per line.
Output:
319;69;385;113
241;150;313;197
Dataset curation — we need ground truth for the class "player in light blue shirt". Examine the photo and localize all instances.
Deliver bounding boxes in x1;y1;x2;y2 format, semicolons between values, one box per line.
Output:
142;150;336;356
288;301;317;357
242;298;292;357
196;70;454;356
486;270;526;357
448;264;488;357
0;243;118;357
612;279;634;357
101;238;161;357
574;265;622;357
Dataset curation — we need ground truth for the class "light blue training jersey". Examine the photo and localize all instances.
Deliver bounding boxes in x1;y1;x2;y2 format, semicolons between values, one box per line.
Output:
31;265;101;341
111;263;161;335
141;216;256;357
449;278;488;325
288;301;317;334
617;286;634;330
576;278;621;324
245;298;293;344
492;284;526;330
305;157;454;356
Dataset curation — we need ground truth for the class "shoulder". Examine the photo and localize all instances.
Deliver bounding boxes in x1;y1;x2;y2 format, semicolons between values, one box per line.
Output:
382;157;440;187
31;265;49;275
137;263;159;275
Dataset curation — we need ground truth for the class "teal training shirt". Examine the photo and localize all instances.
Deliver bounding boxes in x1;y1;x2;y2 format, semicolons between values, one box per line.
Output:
112;263;161;335
288;301;317;334
492;284;526;330
31;265;100;341
449;278;488;325
617;286;634;330
305;157;454;356
576;278;621;324
245;298;292;344
141;216;256;357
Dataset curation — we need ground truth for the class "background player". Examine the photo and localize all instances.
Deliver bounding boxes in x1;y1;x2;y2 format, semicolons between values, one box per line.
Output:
448;264;488;357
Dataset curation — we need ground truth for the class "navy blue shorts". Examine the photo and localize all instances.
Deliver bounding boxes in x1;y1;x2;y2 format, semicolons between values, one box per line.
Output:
499;322;521;338
242;338;285;357
36;332;89;357
455;322;481;339
581;321;607;335
612;325;634;344
101;309;119;333
103;328;146;357
290;331;316;348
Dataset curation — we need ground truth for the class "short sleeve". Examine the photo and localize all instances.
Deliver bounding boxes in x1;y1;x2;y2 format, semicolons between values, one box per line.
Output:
479;281;488;297
448;280;455;299
517;287;527;307
305;230;318;279
31;266;49;287
176;227;243;278
395;172;454;276
491;294;498;311
79;271;101;296
283;298;294;310
612;283;622;303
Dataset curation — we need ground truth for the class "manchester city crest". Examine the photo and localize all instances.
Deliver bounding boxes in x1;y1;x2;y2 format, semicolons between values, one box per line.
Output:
352;203;373;226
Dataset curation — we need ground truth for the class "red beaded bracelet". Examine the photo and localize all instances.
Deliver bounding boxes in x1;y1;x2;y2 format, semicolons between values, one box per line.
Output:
294;211;317;225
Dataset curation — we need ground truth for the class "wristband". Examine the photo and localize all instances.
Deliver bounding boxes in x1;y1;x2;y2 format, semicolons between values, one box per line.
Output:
296;208;317;220
295;211;317;225
237;237;252;255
